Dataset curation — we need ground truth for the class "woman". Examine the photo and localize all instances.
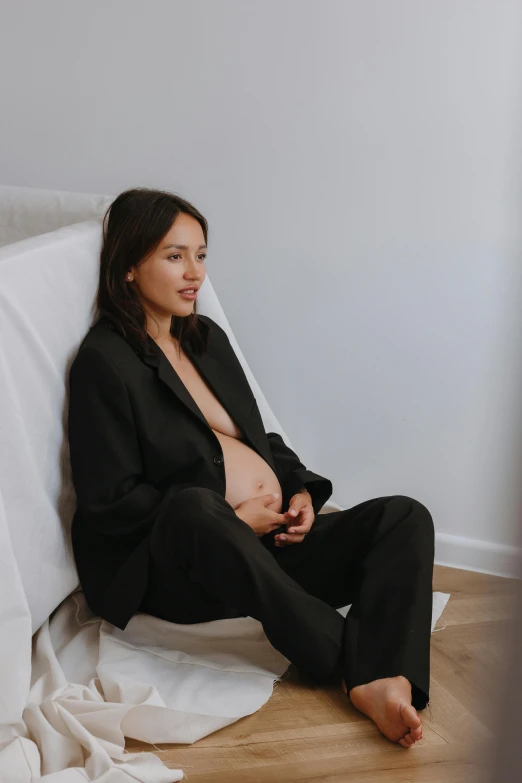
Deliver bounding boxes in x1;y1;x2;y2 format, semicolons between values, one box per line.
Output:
68;187;434;749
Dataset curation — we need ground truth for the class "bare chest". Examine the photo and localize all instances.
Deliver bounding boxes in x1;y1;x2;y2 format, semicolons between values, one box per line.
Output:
164;348;244;440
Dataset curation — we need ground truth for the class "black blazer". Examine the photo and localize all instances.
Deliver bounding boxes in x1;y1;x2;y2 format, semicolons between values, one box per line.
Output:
67;313;333;630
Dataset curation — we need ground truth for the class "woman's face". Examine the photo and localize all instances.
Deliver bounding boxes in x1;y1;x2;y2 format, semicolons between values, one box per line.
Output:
127;212;207;319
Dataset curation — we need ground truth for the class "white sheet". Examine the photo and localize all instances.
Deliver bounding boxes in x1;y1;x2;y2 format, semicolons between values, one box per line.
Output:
0;186;451;781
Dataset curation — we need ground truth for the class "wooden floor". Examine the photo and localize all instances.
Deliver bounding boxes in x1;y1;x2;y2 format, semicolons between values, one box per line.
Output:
126;565;518;782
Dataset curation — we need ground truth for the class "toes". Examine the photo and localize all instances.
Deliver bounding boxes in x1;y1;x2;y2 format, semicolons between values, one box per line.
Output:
399;737;412;748
410;724;423;741
402;703;422;730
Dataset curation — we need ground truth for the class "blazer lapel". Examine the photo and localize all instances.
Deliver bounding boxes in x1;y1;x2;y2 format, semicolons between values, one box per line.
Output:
140;334;267;460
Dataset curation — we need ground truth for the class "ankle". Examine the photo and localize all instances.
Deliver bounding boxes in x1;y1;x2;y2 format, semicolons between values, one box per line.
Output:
389;675;411;690
346;675;412;698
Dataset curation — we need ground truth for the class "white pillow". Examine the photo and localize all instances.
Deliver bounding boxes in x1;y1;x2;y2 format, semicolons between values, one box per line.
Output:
0;184;113;248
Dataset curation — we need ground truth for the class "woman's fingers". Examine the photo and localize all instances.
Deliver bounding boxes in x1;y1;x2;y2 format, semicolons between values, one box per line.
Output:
276;507;314;546
275;531;306;546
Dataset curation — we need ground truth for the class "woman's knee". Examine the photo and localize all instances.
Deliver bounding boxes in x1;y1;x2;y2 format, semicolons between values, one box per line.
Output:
391;495;434;540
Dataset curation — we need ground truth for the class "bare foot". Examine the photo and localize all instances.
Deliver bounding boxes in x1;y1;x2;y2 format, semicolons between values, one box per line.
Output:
341;675;423;748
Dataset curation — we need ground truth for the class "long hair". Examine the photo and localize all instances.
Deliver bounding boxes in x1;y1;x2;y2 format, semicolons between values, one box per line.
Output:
95;187;210;356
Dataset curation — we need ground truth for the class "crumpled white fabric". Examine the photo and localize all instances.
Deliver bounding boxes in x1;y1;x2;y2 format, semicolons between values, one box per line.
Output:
4;589;292;782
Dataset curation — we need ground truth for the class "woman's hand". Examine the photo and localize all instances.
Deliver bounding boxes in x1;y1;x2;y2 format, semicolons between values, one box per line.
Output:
274;489;315;547
234;493;288;536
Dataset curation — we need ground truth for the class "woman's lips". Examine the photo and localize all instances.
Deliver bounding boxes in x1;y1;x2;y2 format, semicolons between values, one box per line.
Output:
178;290;198;300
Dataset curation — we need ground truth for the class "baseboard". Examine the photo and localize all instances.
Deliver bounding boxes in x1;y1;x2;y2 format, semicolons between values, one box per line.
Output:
435;532;522;579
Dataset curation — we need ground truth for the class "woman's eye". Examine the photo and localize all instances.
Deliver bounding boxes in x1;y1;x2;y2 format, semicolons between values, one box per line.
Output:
168;254;207;261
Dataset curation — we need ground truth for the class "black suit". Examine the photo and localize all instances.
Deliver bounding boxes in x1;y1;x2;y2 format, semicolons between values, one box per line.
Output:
68;313;434;710
68;314;332;631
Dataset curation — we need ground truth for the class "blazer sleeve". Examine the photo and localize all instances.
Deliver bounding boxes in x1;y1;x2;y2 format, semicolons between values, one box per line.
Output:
265;431;333;516
68;346;182;539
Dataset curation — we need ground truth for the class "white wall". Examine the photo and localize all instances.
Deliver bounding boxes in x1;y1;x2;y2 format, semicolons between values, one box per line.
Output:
1;0;521;574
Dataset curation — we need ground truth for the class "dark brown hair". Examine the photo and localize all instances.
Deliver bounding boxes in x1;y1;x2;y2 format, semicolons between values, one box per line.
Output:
94;187;210;356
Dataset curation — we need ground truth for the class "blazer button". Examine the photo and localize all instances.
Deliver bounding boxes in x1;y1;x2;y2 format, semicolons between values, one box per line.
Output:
213;454;224;465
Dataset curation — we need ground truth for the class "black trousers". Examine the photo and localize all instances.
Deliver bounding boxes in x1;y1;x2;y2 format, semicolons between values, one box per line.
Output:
139;488;435;710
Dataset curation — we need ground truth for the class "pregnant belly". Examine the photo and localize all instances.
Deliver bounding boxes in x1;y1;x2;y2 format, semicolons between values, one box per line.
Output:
212;430;283;513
